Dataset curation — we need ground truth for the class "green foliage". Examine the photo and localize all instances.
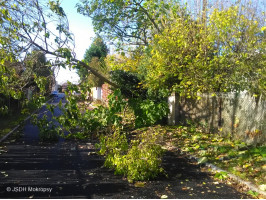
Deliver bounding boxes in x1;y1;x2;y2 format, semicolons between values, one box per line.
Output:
142;5;264;96
42;84;168;180
247;190;259;198
0;11;53;114
97;128;165;181
24;49;53;96
77;36;109;84
0;105;8;116
110;70;147;99
56;48;72;63
45;79;168;140
129;98;169;128
77;0;181;47
57;85;82;135
214;171;228;180
125;131;165;181
109;69;169;128
49;0;66;17
102;3;265;98
0;0;74;115
0;55;23;115
104;89;127;126
84;36;108;63
52;86;127;139
30;94;46;109
97;129;129;175
32;114;59;142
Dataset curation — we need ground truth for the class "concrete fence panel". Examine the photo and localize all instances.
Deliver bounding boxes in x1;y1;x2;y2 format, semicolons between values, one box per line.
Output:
168;92;266;145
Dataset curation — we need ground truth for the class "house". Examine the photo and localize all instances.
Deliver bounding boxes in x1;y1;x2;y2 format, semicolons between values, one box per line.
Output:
91;83;112;102
51;81;58;92
61;83;68;92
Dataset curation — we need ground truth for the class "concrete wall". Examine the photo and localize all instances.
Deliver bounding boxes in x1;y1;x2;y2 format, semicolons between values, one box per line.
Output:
168;92;266;145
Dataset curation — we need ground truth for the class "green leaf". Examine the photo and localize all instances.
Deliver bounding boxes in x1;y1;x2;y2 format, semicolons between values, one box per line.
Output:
198;157;208;164
44;32;50;38
214;171;228;180
247;190;259;197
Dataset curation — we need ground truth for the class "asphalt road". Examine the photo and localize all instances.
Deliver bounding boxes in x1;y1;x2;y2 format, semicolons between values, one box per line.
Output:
0;94;251;199
22;93;66;144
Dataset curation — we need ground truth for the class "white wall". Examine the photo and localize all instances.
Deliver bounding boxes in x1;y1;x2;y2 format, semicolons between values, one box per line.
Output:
92;87;102;100
52;82;58;91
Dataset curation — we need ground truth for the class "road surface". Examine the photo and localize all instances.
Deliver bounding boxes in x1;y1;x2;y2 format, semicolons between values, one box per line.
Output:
0;94;251;198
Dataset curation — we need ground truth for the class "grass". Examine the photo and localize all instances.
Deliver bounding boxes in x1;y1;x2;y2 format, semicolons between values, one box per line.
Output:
0;112;29;139
133;125;265;190
0;95;53;139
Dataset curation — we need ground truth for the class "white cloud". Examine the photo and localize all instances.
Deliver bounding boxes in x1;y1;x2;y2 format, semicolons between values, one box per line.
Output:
56;67;80;85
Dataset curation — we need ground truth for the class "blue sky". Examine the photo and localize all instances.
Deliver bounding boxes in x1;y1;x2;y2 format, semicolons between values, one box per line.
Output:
56;0;95;85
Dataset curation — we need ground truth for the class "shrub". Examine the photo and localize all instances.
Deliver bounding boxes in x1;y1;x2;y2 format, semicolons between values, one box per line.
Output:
129;98;169;128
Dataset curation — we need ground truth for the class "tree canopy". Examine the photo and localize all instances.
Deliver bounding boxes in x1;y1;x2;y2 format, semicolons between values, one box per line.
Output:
142;5;266;97
97;1;266;98
0;0;118;90
0;0;118;114
77;0;183;49
77;36;109;85
0;0;265;111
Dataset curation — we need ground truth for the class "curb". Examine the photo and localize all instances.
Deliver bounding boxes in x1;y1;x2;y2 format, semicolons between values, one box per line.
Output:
184;153;266;197
0;95;56;143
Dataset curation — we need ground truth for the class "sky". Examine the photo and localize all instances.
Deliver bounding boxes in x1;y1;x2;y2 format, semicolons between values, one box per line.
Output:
55;0;95;85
